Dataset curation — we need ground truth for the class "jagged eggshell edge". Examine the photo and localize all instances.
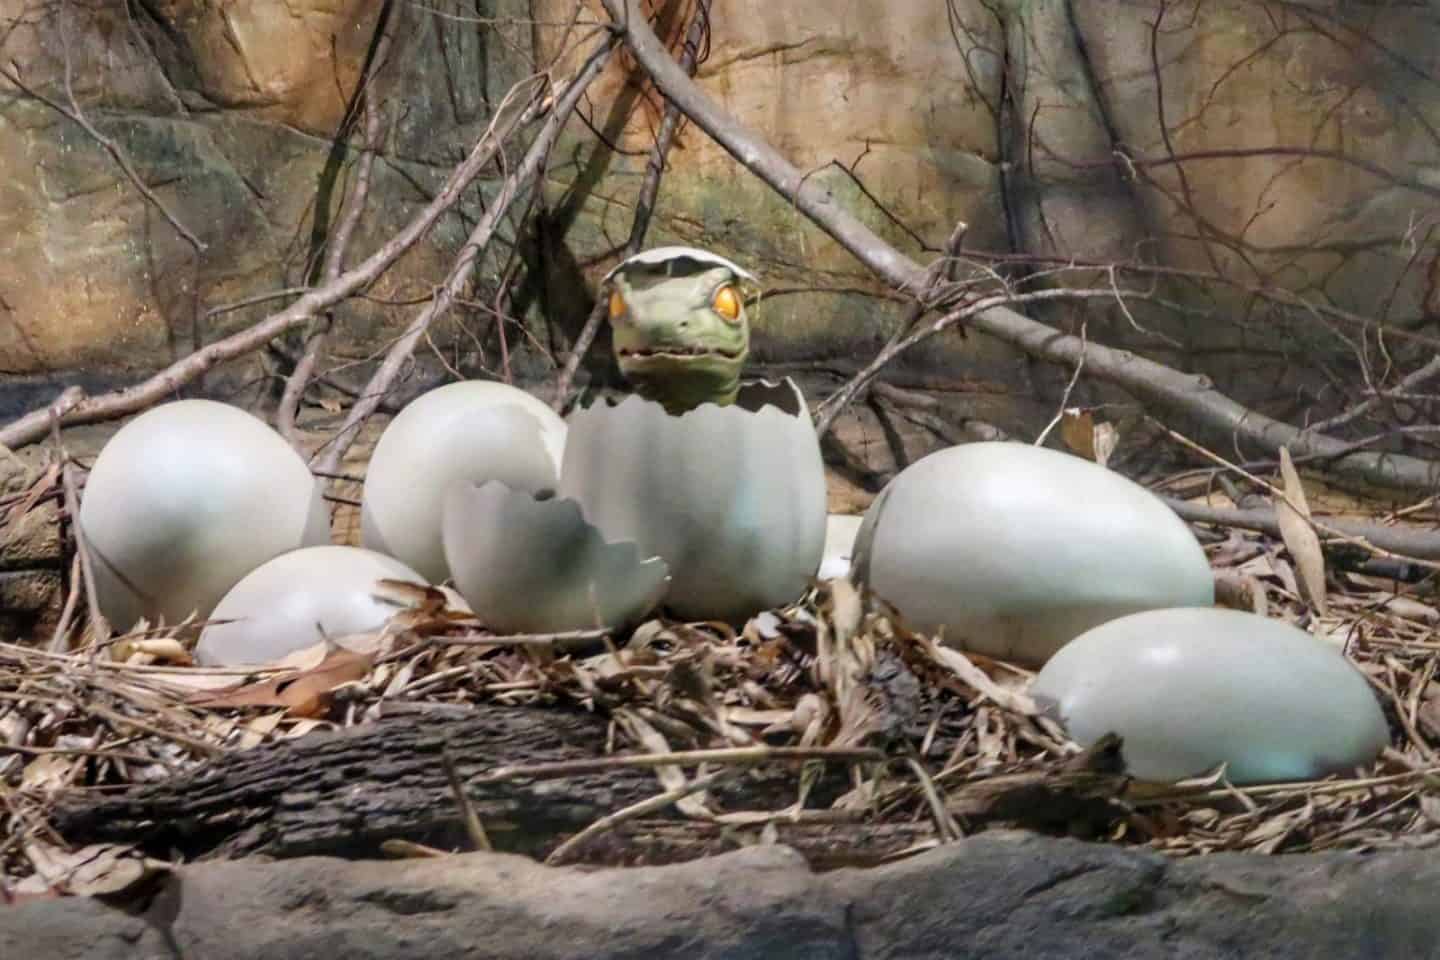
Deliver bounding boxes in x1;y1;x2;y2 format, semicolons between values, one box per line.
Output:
442;480;669;634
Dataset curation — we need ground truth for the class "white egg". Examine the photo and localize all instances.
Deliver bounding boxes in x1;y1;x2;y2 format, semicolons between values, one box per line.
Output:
196;546;427;666
558;378;826;623
819;514;864;581
1031;607;1390;784
79;399;330;631
361;381;566;583
443;481;669;634
853;441;1213;665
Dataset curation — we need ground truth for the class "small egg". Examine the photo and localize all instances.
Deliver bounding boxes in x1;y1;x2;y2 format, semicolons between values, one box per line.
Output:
1031;607;1390;784
80;399;329;630
443;481;669;634
558;378;826;623
853;441;1213;665
196;546;427;666
361;381;566;583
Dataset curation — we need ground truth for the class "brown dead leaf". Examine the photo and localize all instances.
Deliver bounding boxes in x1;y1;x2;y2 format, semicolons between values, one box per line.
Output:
1274;447;1327;615
1060;408;1096;460
189;646;376;718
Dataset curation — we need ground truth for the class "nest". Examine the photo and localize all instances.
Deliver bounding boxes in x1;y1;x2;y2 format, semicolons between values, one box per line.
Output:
3;468;1440;899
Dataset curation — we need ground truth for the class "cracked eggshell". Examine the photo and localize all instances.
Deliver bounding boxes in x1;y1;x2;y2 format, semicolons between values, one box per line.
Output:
196;546;427;666
361;381;566;583
442;481;669;634
1031;607;1390;784
79;399;330;631
819;515;864;581
853;441;1213;666
604;246;758;285
558;379;826;623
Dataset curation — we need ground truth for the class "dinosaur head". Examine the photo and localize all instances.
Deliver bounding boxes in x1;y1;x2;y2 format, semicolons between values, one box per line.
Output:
605;247;757;415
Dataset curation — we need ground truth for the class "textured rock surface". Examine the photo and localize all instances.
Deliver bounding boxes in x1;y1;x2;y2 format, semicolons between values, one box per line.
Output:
1;1;1434;431
5;832;1440;958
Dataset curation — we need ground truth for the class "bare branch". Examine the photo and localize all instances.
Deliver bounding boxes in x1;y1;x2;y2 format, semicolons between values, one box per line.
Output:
0;1;204;253
310;33;619;477
277;87;389;447
550;0;712;411
600;0;1440;493
0;69;552;451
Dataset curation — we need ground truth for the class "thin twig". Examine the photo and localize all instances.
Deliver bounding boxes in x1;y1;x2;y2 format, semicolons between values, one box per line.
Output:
546;769;728;864
480;745;886;783
0;68;552;451
277;27;394;447
0;2;204;252
442;745;492;852
600;0;1440;493
550;0;712;411
1158;423;1440;571
311;35;618;476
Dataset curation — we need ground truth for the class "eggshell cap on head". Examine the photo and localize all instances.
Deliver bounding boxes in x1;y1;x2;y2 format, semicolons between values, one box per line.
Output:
443;481;669;634
79;399;330;631
558;378;826;623
603;246;758;286
853;441;1214;665
196;545;428;666
361;381;566;583
1031;607;1390;784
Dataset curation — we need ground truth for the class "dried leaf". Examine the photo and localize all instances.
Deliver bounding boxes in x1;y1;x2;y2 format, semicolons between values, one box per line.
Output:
14;843;167;899
20;753;75;793
1091;422;1119;468
1274;447;1327;615
189;646;376;717
1060;408;1096;460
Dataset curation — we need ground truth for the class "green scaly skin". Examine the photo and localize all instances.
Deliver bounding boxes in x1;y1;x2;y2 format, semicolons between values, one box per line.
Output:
608;265;750;415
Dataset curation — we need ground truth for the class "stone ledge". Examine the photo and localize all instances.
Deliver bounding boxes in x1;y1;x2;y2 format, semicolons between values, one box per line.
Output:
3;831;1436;959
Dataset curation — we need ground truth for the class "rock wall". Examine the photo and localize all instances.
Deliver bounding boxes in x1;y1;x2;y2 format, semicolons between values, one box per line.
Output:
6;833;1440;958
1;0;1437;433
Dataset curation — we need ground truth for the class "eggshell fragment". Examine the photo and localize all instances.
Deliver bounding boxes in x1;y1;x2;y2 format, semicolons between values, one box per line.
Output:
79;399;330;631
1032;607;1390;784
853;441;1213;665
362;381;566;583
443;481;669;634
196;546;427;666
558;379;826;623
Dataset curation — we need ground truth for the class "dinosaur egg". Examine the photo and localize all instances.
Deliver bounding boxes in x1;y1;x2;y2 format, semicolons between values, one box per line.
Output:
196;546;427;666
443;481;669;634
1031;608;1390;784
79;399;330;631
362;381;566;583
853;441;1213;665
558;378;826;623
819;514;864;581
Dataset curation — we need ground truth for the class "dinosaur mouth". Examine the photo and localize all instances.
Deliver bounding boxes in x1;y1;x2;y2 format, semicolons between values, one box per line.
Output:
618;346;744;361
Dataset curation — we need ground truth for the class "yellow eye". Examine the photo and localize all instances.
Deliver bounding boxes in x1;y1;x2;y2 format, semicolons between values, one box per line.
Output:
608;290;626;320
712;285;741;323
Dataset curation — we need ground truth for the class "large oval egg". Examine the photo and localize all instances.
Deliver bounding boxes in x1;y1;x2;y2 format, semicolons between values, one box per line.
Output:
79;399;330;631
558;379;826;623
443;481;669;634
853;441;1213;665
361;381;566;583
1032;607;1390;784
196;546;427;666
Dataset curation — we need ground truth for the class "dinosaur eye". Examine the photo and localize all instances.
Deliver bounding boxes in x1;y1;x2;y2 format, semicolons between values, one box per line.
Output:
712;285;741;323
608;290;626;320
